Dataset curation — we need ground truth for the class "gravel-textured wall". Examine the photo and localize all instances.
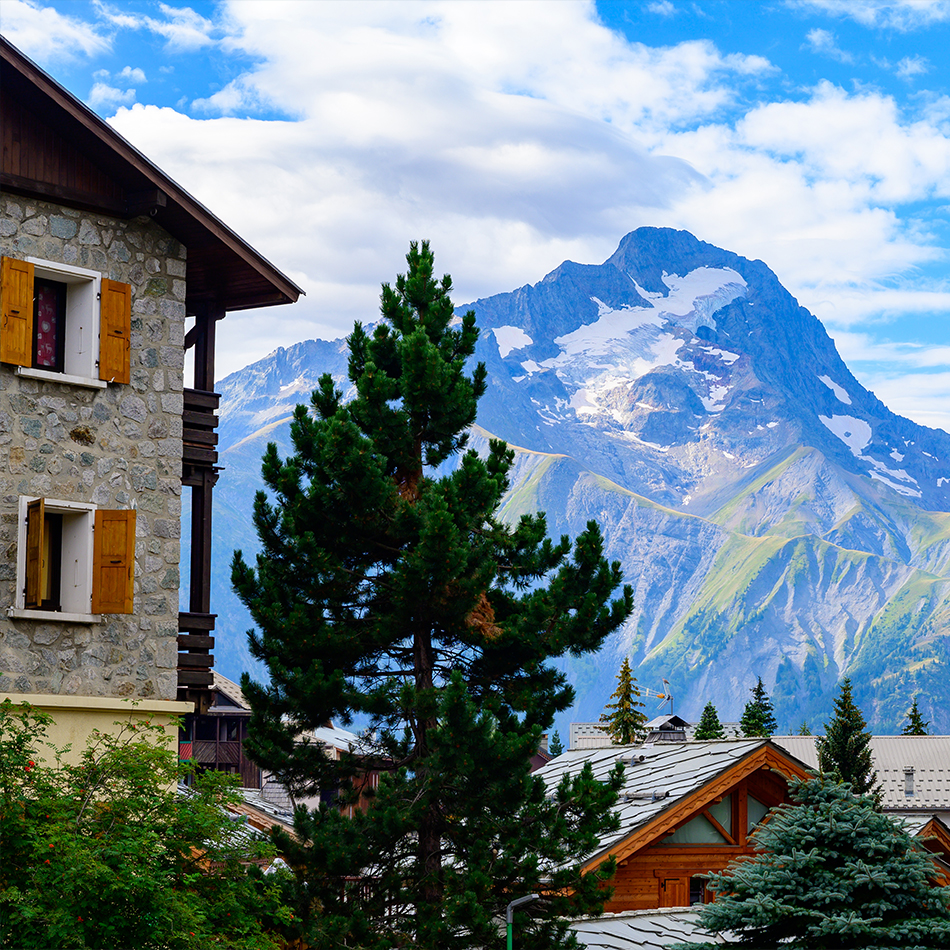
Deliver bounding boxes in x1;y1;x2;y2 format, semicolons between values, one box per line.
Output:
0;194;185;701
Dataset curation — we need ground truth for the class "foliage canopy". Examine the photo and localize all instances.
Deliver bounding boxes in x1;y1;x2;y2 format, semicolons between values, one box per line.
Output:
683;776;950;949
740;676;777;737
232;241;634;949
816;677;878;798
693;701;726;740
0;700;295;950
598;657;647;744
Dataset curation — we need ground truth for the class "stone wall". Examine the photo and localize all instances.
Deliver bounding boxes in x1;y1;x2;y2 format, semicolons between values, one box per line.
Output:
0;194;185;701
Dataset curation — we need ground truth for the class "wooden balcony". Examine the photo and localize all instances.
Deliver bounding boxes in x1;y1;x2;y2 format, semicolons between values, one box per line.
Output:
182;387;219;474
178;611;215;688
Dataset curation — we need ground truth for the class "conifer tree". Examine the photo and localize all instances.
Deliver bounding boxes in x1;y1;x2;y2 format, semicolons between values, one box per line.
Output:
797;721;812;735
678;776;950;950
232;241;634;950
549;729;564;757
817;677;878;798
693;701;726;740
598;657;647;744
739;677;777;737
902;696;930;736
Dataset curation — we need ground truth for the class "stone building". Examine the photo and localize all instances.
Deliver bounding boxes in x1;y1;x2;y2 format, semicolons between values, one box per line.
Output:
0;37;301;748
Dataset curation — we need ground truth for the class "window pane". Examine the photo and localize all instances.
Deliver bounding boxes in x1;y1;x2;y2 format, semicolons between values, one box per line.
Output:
748;794;769;832
665;813;727;844
33;278;66;371
707;793;732;835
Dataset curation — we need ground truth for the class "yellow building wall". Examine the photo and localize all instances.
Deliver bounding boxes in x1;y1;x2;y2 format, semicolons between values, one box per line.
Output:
0;691;194;763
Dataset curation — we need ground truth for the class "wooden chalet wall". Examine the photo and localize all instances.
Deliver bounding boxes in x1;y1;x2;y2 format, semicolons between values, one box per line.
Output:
604;766;793;912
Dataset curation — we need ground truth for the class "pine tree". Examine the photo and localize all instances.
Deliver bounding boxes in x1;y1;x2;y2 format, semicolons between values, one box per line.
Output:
902;696;930;736
739;677;777;737
598;657;648;744
679;776;950;950
797;721;812;735
232;241;634;950
693;701;726;740
549;729;564;757
817;677;878;798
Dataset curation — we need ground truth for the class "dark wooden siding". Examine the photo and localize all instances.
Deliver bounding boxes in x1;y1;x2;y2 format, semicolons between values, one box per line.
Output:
3;86;125;208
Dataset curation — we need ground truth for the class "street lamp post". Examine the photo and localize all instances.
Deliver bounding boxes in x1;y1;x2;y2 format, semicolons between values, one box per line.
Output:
506;893;540;950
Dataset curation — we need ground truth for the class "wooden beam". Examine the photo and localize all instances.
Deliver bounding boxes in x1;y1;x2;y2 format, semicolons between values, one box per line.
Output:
178;669;214;687
177;634;215;650
0;171;127;216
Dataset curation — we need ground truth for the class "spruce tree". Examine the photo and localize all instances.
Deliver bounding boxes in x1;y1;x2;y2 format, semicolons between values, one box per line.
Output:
232;241;634;950
797;721;812;735
693;701;726;740
817;677;878;798
679;776;950;950
740;676;777;737
549;729;564;757
902;696;930;736
598;657;647;744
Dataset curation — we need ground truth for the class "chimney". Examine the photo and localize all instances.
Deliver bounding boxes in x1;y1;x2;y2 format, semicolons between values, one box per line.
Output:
904;766;914;798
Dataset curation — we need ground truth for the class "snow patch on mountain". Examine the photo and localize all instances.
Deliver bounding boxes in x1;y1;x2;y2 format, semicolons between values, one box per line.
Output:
819;374;852;405
819;415;872;454
493;325;532;358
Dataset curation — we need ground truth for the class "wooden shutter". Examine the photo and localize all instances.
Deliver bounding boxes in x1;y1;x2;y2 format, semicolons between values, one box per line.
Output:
98;279;131;384
1;256;34;367
24;498;45;609
92;509;136;614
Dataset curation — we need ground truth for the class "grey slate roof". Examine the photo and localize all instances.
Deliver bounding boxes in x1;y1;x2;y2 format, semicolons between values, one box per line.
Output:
210;671;250;711
773;735;950;812
569;909;734;948
534;740;794;865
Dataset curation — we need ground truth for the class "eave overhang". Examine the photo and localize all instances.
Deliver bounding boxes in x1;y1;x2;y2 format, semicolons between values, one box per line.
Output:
1;36;303;315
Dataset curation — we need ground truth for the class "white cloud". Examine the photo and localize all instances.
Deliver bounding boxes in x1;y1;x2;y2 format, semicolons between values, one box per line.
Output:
803;28;855;62
1;0;110;63
88;82;136;111
647;1;677;15
87;0;950;438
93;0;216;50
118;65;147;83
788;0;950;30
896;54;929;79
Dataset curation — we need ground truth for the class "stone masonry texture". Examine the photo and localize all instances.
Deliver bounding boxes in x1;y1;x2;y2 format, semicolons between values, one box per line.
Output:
0;195;185;701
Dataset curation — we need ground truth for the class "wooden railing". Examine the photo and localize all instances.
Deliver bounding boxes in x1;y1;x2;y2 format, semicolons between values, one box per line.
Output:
182;387;219;468
178;611;215;688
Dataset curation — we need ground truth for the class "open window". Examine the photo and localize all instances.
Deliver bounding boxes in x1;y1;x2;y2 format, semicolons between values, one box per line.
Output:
12;496;135;622
0;255;130;386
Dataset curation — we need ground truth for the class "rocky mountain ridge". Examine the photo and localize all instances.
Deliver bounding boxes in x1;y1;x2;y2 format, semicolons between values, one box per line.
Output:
203;228;950;732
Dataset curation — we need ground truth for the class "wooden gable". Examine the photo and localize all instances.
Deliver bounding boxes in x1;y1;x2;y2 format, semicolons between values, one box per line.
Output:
592;744;812;913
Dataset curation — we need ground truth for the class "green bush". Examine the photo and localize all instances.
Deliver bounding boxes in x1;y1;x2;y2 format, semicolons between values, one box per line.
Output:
0;699;300;949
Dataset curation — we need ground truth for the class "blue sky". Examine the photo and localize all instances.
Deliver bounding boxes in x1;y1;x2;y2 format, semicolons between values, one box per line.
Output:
4;0;950;431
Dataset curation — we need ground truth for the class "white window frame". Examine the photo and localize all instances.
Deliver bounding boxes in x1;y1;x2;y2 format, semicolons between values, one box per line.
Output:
8;495;100;623
18;257;106;390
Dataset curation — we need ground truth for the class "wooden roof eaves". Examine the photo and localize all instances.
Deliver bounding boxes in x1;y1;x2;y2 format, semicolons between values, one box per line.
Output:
0;37;303;311
582;742;813;874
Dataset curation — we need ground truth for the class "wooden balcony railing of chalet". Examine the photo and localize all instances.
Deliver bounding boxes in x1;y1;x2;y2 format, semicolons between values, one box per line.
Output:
182;387;219;468
179;387;221;699
178;611;215;689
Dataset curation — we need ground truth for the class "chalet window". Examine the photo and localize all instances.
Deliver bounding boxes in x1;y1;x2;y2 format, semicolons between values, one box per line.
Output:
689;876;708;905
222;718;241;742
0;255;130;386
747;794;769;832
12;496;135;621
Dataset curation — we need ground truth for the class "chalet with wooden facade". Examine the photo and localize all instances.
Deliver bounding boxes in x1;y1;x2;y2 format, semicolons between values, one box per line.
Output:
178;672;261;787
536;739;813;911
0;36;301;746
